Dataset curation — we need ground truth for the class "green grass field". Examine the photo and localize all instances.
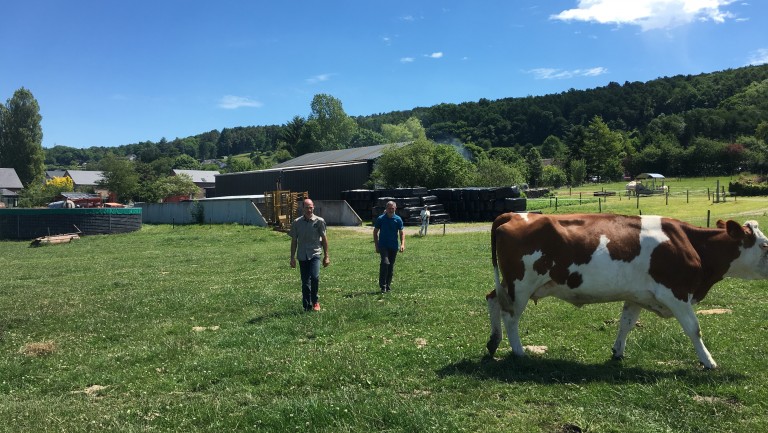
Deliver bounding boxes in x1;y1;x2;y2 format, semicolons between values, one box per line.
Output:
2;178;768;432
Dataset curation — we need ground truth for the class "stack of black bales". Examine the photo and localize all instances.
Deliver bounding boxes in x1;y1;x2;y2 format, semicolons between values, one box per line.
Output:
368;187;450;225
429;186;526;222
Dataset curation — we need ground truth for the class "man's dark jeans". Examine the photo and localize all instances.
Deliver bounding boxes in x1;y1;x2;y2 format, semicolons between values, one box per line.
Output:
378;248;398;291
299;256;320;310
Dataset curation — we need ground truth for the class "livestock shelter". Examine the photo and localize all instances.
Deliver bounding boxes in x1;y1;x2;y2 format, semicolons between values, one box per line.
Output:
213;143;407;200
215;161;370;200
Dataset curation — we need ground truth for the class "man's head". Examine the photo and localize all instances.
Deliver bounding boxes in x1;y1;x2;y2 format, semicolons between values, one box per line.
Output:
303;199;315;218
385;201;397;217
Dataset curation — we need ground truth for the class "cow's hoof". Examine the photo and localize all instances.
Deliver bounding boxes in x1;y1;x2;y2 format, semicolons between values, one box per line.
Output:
611;348;624;361
486;337;501;357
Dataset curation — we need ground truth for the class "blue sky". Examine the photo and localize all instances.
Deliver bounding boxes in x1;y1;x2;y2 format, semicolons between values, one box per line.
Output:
1;0;766;149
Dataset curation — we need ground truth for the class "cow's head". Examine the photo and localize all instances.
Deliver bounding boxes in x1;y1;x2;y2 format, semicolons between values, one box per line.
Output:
722;220;768;278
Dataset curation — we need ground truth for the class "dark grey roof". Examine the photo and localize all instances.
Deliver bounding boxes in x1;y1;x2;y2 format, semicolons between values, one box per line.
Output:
1;188;19;197
46;170;67;179
271;142;408;169
0;168;23;189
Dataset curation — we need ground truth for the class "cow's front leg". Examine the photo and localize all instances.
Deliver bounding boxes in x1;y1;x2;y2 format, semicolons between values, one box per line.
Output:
612;301;642;360
676;306;717;369
658;292;718;369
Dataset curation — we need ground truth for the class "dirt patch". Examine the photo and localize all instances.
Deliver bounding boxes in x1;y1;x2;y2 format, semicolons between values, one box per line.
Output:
20;341;57;357
697;308;732;315
524;345;548;355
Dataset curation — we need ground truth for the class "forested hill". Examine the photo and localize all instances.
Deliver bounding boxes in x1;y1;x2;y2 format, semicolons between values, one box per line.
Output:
45;64;768;168
358;63;768;149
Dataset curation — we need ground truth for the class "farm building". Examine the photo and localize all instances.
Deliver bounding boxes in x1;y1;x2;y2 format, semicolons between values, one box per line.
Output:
0;168;23;208
214;143;407;200
171;169;219;199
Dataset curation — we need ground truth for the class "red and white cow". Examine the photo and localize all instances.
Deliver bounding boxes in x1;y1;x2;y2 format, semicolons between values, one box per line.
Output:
486;212;768;368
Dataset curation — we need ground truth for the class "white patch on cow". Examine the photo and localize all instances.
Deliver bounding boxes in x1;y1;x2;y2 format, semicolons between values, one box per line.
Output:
521;217;670;307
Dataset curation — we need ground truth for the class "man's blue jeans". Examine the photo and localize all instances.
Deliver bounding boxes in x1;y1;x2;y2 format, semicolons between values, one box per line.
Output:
299;256;320;310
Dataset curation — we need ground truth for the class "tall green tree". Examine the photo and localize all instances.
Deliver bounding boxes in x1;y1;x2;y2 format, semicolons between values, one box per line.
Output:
381;116;427;143
371;139;472;189
302;94;358;154
278;116;306;156
0;88;45;187
98;154;139;203
582;116;624;181
525;148;543;186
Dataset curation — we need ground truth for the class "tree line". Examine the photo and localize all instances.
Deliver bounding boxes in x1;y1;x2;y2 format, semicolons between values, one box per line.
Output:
3;64;768;204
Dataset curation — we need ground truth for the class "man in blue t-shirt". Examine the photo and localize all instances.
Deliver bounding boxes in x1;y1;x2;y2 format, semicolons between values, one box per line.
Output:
373;200;405;293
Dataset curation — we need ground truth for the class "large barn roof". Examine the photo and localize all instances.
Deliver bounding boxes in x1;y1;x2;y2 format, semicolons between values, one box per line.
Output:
271;142;408;169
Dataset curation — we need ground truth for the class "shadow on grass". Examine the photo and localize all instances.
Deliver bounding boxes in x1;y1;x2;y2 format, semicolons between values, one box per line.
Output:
246;309;306;324
437;354;746;385
343;290;386;298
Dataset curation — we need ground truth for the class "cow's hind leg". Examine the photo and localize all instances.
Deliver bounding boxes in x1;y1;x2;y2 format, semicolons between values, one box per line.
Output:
486;290;503;356
612;301;642;360
501;297;528;356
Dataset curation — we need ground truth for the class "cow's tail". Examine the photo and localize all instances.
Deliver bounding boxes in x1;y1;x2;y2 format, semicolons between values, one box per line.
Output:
487;214;513;356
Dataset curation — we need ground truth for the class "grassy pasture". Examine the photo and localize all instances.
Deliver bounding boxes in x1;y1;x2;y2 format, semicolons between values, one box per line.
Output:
2;178;768;432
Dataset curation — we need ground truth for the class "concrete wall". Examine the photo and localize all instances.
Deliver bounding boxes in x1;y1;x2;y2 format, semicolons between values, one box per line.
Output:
137;197;268;226
310;200;362;226
137;198;362;227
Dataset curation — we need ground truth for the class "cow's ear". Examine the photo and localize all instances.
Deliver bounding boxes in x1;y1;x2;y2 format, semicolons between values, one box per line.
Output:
726;220;746;239
716;220;727;229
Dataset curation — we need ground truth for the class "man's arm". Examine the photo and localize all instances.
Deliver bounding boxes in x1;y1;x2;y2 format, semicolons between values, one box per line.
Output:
373;227;380;253
399;229;405;252
321;234;330;267
290;237;297;268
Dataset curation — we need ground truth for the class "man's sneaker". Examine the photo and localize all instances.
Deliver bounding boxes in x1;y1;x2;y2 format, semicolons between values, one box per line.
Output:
385;286;391;292
381;287;387;293
312;303;321;311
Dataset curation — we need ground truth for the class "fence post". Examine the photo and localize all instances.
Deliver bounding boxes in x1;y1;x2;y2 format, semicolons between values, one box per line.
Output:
686;189;689;203
707;210;710;227
579;192;582;205
555;197;558;212
636;193;640;209
599;197;602;213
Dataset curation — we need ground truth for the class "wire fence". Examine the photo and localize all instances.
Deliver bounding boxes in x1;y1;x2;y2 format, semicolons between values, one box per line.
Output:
526;186;768;228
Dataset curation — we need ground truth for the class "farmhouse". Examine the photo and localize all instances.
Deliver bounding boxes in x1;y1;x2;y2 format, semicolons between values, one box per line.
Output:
171;169;220;199
0;168;23;208
64;170;108;198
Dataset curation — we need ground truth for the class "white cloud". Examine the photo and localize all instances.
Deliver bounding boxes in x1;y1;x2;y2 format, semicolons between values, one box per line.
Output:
400;57;415;63
426;52;444;59
305;73;334;84
747;48;768;66
218;95;263;109
551;0;737;31
528;67;609;79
